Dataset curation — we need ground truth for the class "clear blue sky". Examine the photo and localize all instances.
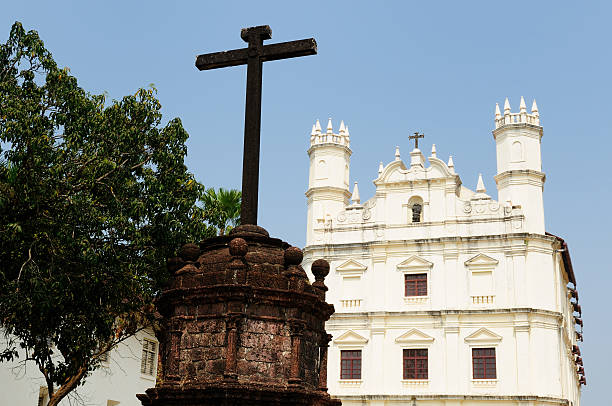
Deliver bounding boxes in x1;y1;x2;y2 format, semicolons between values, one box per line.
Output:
2;1;609;402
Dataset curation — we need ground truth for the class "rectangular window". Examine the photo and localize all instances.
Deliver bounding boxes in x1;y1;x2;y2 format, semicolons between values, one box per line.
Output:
403;349;428;379
340;350;361;379
141;339;157;376
472;348;496;379
405;273;427;296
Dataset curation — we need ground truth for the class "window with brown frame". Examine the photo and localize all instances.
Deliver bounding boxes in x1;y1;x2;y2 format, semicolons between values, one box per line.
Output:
472;348;496;379
405;273;427;296
141;338;157;376
340;350;361;379
403;348;428;379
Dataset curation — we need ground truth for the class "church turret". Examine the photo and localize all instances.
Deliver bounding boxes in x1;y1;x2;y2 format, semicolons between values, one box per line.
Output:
306;118;351;245
493;97;545;234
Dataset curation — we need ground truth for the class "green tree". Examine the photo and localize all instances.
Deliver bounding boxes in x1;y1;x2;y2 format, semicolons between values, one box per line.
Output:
0;22;215;405
202;187;241;235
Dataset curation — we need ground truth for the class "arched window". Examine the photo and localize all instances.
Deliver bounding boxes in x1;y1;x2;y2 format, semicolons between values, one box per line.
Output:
408;196;424;223
412;203;422;223
316;159;328;179
344;164;349;186
511;141;523;162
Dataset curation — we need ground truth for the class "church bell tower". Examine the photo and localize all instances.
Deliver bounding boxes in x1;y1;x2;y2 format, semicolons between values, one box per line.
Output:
493;97;546;234
306;118;351;245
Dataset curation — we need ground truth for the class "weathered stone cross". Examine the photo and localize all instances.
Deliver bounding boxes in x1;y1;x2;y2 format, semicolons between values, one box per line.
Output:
409;132;424;149
196;25;317;225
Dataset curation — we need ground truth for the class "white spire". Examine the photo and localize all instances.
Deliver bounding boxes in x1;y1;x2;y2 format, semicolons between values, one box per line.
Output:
476;173;486;193
504;97;511;114
378;161;384;175
326;118;333;134
351;182;361;205
395;146;401;161
495;103;502;119
339;120;346;134
431;144;437;157
345;125;350;137
519;96;527;113
531;99;539;116
311;124;316;136
448;155;454;168
315;119;321;133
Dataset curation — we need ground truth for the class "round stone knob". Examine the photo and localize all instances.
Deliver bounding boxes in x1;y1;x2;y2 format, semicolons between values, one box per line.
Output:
229;237;248;257
284;246;303;266
311;258;330;280
179;243;200;262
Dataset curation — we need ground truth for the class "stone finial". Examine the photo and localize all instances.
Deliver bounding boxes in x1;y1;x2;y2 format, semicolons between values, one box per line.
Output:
395;146;401;161
229;238;248;257
284;246;307;287
531;99;539;116
311;124;316;136
315;119;322;134
476;173;486;193
431;144;437;157
339;120;346;134
326;118;333;134
179;243;200;262
351;182;360;205
495;103;502;119
447;155;454;168
311;258;330;298
378;161;384;175
284;246;303;266
311;259;330;283
504;97;511;114
519;96;527;113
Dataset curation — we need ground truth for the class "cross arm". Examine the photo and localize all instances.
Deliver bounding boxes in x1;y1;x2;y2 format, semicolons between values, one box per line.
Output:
196;48;249;71
261;38;317;62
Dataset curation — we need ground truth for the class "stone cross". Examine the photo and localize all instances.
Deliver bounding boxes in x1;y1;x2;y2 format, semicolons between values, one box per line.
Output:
409;132;424;149
196;25;317;225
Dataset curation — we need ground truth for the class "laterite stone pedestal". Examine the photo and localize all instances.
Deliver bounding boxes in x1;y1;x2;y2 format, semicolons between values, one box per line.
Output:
137;225;341;406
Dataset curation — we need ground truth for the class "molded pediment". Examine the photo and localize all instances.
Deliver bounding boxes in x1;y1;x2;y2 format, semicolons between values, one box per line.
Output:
465;253;499;270
464;328;502;343
395;329;435;344
333;330;369;345
336;259;368;276
397;255;433;270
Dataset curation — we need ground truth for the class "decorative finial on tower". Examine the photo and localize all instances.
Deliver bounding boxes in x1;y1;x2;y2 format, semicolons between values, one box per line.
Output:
531;99;539;116
448;155;454;169
431;144;437;157
345;125;350;137
504;98;511;115
476;173;486;193
495;103;502;119
311;124;316;136
519;96;527;113
315;119;321;134
339;120;346;134
326;118;333;134
378;161;384;175
351;182;360;205
395;146;401;161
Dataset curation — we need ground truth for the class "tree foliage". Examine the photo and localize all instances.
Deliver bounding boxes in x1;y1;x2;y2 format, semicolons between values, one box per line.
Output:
202;187;241;235
0;22;216;405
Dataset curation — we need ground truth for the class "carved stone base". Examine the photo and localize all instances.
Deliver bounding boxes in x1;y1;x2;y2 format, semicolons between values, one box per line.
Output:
137;383;341;406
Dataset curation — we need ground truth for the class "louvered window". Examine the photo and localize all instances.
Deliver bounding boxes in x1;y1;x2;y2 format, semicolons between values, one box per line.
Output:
472;347;496;379
403;349;428;379
405;273;427;296
340;350;361;379
141;339;157;376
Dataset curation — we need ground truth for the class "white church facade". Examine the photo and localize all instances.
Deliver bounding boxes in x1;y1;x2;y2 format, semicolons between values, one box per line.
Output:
303;98;584;406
